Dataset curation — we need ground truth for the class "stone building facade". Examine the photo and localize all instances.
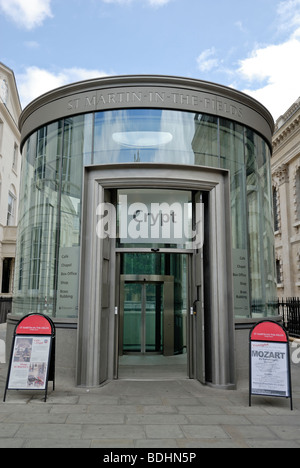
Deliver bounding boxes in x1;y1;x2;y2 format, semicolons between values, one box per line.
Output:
272;97;300;299
0;63;22;320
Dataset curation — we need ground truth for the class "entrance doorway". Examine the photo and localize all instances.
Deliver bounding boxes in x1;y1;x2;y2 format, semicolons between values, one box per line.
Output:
121;280;164;355
117;253;189;379
78;165;235;389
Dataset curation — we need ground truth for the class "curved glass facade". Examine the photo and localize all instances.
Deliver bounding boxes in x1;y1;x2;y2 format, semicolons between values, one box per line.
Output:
13;108;276;319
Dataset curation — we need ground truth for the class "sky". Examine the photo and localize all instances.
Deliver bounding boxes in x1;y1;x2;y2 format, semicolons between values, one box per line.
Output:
1;0;300;120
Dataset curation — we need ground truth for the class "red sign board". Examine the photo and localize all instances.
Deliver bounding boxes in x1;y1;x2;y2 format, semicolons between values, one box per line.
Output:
16;315;53;336
250;321;288;343
4;314;55;403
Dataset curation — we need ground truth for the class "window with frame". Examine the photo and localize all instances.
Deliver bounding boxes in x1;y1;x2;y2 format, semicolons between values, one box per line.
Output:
29;226;42;290
35;127;47;180
12;143;18;171
18;234;25;291
0;119;3;157
7;187;16;226
2;258;13;293
276;259;282;284
273;187;280;232
296;168;300;221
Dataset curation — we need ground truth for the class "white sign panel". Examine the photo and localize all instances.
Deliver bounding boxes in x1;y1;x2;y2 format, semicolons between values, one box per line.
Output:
251;341;290;398
233;249;250;317
8;336;51;390
56;246;80;317
117;190;196;247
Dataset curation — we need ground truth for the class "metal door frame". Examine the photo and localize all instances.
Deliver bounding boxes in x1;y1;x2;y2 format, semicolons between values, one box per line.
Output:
78;164;235;389
118;274;174;362
119;276;167;356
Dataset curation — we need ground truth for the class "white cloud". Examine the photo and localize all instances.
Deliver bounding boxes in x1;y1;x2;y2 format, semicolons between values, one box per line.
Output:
197;48;219;73
147;0;171;6
17;67;111;108
0;0;53;30
277;0;300;37
101;0;132;3
235;0;300;119
238;37;300;119
0;0;171;29
100;0;171;6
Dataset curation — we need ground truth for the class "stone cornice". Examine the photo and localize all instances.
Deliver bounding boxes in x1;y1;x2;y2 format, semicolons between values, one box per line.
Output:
273;113;300;151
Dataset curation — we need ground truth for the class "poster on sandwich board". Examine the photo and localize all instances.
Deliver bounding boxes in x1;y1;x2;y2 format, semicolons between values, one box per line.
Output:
3;314;55;403
249;321;293;411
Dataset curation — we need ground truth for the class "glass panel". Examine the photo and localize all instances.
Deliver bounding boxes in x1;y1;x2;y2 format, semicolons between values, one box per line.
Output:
122;253;165;276
172;254;187;355
13;115;92;319
56;116;84;318
13;122;62;317
193;114;219;167
123;283;142;353
94;109;220;167
245;130;276;317
246;130;262;316
259;140;277;316
219;120;250;318
94;109;196;165
94;109;222;167
145;284;163;353
121;253;187;355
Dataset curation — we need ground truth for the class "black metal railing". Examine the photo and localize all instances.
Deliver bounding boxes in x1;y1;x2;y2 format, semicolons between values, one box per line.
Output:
279;298;300;338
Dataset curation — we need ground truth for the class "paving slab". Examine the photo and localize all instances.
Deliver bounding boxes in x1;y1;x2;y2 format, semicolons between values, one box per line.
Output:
145;424;185;439
0;359;300;448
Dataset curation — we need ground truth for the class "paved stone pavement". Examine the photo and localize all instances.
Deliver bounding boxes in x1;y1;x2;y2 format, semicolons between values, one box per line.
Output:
1;320;300;449
1;359;300;449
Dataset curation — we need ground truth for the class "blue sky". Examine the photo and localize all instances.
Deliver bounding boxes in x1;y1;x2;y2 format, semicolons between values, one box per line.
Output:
1;0;300;120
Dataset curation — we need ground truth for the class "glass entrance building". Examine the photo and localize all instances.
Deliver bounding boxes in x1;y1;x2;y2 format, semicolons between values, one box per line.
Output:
9;76;276;388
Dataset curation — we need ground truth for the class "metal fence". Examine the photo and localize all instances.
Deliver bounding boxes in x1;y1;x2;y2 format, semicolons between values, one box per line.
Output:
279;298;300;338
